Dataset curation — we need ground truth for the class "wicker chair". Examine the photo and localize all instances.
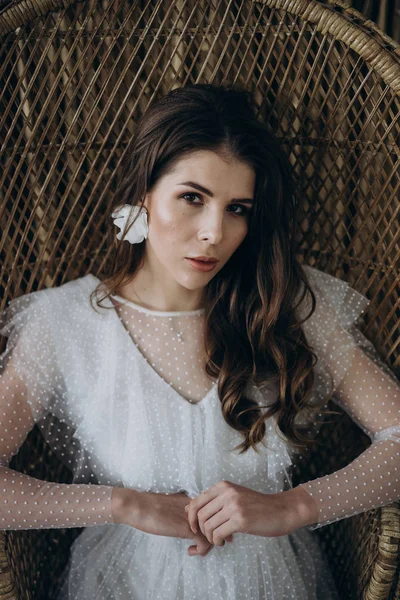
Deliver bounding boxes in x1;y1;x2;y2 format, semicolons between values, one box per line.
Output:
0;1;399;598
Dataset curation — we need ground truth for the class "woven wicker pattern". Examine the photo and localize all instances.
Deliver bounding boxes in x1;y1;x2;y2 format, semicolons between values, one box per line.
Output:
0;1;399;599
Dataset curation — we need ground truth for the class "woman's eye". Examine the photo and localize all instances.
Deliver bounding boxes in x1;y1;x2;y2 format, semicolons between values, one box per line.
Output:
180;192;249;216
181;192;202;204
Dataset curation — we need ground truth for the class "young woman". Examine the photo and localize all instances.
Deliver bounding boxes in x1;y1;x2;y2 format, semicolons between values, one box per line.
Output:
1;83;399;600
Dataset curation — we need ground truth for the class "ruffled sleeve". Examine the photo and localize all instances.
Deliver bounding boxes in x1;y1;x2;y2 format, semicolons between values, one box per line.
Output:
0;285;115;530
295;266;400;530
294;266;371;428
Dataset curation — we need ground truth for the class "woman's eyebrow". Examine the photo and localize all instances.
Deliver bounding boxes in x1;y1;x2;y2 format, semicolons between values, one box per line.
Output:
177;181;254;204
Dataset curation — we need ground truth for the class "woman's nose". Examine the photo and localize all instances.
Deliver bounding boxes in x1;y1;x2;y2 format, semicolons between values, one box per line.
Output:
197;211;224;244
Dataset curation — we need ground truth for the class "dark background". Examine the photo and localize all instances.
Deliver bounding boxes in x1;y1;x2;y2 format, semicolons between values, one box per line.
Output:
348;0;400;41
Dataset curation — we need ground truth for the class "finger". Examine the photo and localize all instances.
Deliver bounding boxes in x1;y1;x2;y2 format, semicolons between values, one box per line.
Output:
188;535;214;557
185;487;219;533
189;543;214;557
184;504;195;532
210;521;234;546
185;503;201;534
202;544;215;556
200;507;230;544
193;498;224;538
188;542;211;556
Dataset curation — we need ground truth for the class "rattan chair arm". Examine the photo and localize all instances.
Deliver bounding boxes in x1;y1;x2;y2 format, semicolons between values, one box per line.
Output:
0;532;17;600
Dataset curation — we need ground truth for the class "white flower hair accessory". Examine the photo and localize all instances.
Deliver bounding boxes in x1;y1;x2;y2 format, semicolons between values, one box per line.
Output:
111;204;149;244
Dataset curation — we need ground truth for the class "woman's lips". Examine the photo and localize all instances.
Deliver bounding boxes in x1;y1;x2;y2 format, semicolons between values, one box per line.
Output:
185;258;218;272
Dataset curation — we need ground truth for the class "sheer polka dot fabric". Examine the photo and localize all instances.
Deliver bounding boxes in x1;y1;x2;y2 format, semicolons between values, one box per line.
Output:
108;293;215;404
294;267;400;531
0;265;398;600
0;289;115;531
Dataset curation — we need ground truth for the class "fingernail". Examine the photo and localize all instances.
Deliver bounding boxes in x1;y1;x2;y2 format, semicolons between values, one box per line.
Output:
191;526;197;533
184;505;189;511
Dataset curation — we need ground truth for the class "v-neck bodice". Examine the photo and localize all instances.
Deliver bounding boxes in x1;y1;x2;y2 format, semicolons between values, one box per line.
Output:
90;275;218;405
114;304;218;407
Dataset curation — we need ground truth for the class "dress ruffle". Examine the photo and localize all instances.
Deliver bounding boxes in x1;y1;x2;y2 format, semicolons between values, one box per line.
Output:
291;266;371;438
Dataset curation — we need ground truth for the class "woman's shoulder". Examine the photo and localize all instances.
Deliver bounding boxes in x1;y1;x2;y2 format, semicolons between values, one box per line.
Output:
44;273;111;337
41;273;105;313
298;264;370;329
301;264;353;296
1;273;108;345
44;272;100;305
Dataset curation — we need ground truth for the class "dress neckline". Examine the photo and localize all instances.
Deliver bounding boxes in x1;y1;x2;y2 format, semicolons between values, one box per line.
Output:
110;293;205;317
86;274;217;407
113;302;218;407
86;273;205;317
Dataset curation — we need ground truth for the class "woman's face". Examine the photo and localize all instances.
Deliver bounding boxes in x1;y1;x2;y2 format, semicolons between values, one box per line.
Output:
142;149;256;294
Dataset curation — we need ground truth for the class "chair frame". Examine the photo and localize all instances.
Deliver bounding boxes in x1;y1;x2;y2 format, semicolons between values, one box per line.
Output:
0;1;399;598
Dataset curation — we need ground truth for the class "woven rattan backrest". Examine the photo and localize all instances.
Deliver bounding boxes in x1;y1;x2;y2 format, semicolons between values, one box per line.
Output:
0;2;399;600
1;0;399;375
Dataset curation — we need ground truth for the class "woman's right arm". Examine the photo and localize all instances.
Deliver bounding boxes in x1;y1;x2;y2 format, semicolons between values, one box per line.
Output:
0;465;116;530
0;292;210;548
0;357;198;538
0;356;120;530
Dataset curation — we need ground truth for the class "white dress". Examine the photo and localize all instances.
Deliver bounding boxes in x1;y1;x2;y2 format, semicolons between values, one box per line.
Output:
0;265;399;600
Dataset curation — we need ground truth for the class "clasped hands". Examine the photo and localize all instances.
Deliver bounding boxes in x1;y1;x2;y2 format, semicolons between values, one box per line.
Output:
114;479;304;558
183;480;297;556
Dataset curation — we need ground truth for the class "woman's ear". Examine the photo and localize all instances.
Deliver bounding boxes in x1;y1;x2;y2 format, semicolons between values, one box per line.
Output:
142;195;150;216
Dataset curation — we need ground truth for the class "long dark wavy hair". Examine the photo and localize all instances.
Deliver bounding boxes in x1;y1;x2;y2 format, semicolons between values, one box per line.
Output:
90;82;337;455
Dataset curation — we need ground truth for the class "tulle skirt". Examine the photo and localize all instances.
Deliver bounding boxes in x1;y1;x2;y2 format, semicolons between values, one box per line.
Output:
57;523;340;600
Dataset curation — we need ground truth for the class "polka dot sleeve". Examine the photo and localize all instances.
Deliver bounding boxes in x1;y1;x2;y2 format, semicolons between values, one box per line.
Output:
296;266;400;530
299;343;400;530
0;289;115;530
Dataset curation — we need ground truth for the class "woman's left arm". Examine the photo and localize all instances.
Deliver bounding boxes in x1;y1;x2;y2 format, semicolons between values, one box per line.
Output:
294;344;400;530
185;335;399;542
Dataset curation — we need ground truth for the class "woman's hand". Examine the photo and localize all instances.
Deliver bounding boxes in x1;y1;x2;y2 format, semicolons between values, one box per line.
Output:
113;487;216;556
185;480;298;545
